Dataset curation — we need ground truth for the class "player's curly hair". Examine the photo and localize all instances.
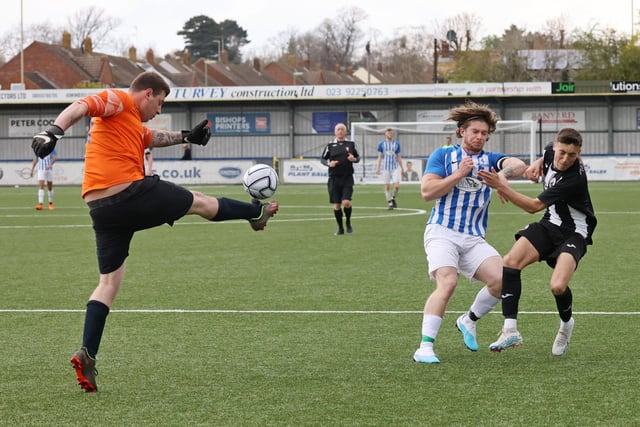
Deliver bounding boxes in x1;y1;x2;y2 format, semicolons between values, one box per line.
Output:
447;101;499;138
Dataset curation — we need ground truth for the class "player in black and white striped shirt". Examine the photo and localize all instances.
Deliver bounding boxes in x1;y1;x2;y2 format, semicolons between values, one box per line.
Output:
478;128;597;356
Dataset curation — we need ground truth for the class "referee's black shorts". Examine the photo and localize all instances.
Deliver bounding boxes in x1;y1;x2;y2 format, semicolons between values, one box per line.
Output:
516;222;588;269
327;175;354;204
87;176;193;274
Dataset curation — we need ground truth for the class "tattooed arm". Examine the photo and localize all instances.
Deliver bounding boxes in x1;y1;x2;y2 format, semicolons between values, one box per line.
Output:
498;156;527;179
149;129;184;148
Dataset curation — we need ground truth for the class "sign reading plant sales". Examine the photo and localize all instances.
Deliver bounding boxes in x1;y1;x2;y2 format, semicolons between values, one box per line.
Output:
208;113;271;134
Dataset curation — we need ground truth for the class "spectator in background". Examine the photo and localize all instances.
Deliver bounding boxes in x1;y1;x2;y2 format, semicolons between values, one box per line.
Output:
181;143;192;160
443;136;454;148
403;160;420;182
144;147;153;175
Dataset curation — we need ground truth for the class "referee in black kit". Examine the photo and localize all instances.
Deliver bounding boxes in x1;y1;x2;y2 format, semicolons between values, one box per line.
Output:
321;122;361;235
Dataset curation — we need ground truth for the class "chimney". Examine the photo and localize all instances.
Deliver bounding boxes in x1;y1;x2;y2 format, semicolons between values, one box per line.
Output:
146;49;155;64
220;50;229;64
303;59;310;69
334;64;340;73
62;32;71;50
347;65;353;75
83;37;93;54
253;57;261;72
128;47;137;61
288;55;295;66
182;51;191;65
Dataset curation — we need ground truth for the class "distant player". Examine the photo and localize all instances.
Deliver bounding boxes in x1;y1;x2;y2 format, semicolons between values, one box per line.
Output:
375;128;404;209
30;148;57;210
479;128;597;355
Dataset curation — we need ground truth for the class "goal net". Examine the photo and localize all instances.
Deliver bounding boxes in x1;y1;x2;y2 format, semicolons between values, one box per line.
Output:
350;120;537;182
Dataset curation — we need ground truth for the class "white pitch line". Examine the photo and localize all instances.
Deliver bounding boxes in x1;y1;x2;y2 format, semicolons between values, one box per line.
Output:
0;206;428;228
0;309;638;315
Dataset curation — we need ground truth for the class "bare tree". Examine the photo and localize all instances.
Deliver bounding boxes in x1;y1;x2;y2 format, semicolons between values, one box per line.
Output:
66;7;122;52
375;30;433;83
435;13;485;51
316;6;367;69
0;22;61;61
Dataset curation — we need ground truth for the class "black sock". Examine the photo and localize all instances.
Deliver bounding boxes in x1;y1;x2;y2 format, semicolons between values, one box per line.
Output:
344;206;352;226
501;267;522;319
469;311;479;322
82;300;110;359
554;287;573;322
212;197;261;221
334;209;343;229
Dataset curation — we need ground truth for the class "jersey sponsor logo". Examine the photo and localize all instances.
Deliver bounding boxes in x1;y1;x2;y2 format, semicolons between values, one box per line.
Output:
455;176;483;192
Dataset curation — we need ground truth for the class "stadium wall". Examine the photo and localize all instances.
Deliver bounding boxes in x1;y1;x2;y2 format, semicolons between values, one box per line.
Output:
1;84;639;163
1;156;637;186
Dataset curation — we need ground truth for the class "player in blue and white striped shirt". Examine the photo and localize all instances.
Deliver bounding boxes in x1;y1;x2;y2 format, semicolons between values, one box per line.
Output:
375;128;404;209
30;149;57;210
413;101;527;364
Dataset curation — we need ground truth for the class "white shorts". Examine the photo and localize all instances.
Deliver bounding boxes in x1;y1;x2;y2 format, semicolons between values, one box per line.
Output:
36;169;53;182
423;223;500;282
382;168;402;184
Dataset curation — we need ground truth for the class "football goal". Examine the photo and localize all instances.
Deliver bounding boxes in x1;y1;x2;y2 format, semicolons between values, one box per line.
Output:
350;120;538;181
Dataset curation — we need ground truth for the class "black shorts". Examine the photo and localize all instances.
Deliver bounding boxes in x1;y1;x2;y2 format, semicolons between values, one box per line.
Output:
515;222;588;269
327;175;354;204
88;176;193;274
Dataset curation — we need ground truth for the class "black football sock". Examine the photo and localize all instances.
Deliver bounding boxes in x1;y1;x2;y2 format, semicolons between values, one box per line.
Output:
334;209;344;229
343;206;352;226
554;287;573;322
501;267;522;319
82;300;110;359
211;197;261;221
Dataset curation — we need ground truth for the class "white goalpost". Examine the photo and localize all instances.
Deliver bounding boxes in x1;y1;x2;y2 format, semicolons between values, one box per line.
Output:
350;120;537;182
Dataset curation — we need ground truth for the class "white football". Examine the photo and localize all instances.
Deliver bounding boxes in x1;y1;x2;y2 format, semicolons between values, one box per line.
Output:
243;164;279;199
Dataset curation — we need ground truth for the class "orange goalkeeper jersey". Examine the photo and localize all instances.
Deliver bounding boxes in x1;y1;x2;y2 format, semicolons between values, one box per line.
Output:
80;89;153;198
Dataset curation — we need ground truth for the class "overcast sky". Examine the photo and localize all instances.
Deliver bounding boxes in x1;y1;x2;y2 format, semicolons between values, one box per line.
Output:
5;0;637;57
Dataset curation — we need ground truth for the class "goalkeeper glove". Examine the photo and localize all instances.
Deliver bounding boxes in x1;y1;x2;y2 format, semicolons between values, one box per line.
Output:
181;119;211;146
32;125;64;158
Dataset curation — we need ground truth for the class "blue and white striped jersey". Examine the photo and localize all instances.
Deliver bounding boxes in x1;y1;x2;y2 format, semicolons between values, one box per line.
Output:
424;145;506;238
377;140;401;170
34;149;57;171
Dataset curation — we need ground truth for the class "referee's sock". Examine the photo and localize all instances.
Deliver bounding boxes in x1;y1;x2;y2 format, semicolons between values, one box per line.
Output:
343;206;352;225
334;208;344;229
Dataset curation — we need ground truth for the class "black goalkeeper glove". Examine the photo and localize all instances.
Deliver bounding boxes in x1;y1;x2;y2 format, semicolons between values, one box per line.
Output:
32;125;64;158
181;119;211;146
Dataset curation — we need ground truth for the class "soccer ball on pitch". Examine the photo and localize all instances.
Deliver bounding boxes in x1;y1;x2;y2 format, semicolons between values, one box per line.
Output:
242;164;279;199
